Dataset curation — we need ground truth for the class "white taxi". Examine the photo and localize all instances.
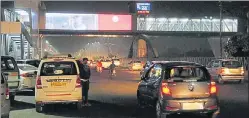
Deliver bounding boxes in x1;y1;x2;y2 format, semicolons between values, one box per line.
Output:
35;55;82;113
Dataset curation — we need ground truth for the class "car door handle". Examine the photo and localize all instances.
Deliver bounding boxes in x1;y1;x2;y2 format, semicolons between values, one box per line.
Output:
1;93;4;95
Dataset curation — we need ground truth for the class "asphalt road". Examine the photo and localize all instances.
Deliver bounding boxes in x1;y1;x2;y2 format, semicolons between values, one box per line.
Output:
10;69;248;118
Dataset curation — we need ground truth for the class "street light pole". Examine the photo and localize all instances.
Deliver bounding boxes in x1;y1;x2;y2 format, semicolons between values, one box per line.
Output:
219;1;223;58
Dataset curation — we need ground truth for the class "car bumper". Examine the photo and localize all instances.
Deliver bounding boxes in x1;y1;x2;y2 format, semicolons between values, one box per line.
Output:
161;98;219;115
221;75;244;81
36;99;82;105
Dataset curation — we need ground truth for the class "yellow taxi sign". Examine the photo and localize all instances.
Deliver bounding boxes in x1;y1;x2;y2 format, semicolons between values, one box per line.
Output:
43;54;75;60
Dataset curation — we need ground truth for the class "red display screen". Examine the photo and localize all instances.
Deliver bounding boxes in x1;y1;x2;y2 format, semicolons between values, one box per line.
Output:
98;14;132;30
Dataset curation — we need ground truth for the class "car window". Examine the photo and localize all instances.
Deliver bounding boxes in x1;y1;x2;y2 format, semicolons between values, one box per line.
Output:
18;65;38;71
167;66;209;82
26;60;40;67
212;61;220;68
222;61;242;68
40;61;77;76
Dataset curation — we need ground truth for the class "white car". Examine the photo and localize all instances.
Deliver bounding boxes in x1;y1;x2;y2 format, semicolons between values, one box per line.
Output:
1;72;10;118
102;60;112;69
17;64;37;91
113;59;120;67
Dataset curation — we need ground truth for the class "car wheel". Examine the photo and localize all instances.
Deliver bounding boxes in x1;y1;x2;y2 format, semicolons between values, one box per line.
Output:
36;103;45;113
206;112;215;118
239;79;244;84
10;95;15;106
76;102;82;110
156;100;167;118
2;115;9;118
218;76;224;84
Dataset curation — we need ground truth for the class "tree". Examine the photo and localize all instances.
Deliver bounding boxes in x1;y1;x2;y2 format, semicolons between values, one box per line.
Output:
224;33;249;57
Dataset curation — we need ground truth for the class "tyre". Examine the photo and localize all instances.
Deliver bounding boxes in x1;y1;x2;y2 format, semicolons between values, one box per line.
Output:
156;100;167;118
36;103;45;113
206;112;215;118
2;115;9;118
218;76;224;84
10;95;15;106
239;79;244;84
76;102;82;110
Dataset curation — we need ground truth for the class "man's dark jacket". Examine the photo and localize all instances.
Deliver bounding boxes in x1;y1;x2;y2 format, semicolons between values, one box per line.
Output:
77;60;91;80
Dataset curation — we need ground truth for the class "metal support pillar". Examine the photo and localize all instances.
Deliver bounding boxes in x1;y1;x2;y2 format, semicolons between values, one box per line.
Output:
3;34;8;55
219;1;223;58
27;43;31;59
20;34;24;59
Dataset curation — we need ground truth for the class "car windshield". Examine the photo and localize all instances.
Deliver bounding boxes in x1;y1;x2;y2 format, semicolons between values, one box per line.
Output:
113;59;120;61
40;61;77;76
134;61;141;63
167;66;209;82
222;61;242;68
18;64;37;71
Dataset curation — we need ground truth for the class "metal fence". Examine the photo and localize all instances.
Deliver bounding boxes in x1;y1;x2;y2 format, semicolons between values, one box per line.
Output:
120;57;248;68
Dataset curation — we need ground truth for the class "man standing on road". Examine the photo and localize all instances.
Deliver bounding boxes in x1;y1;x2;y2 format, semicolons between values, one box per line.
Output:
79;58;91;106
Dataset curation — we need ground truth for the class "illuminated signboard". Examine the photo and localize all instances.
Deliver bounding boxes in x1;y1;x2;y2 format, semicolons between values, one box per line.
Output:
45;13;132;31
136;3;151;14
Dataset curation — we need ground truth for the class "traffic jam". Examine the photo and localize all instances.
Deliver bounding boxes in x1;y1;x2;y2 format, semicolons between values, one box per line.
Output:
1;54;247;118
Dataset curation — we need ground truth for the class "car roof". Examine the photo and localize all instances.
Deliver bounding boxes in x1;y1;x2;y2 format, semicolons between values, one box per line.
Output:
17;59;40;61
155;61;204;67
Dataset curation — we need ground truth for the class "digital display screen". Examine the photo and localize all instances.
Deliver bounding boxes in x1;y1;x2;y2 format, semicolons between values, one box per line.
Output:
136;3;151;14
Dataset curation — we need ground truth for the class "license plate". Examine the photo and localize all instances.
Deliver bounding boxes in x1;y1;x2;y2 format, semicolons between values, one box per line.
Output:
182;103;204;110
51;82;67;86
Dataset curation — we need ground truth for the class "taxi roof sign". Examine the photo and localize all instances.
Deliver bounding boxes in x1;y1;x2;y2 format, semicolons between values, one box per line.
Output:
42;54;75;60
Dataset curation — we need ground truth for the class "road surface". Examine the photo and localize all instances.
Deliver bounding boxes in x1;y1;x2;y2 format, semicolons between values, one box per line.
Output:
10;69;248;118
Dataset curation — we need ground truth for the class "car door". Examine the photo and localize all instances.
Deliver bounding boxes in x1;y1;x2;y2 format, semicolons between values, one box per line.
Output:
146;64;163;105
206;61;213;75
138;65;154;102
211;60;221;80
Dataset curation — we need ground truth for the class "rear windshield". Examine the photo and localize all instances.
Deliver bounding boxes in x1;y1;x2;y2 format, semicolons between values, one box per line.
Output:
222;61;241;68
113;59;120;61
18;65;37;71
40;61;77;76
26;60;40;68
166;66;210;82
1;57;18;71
17;61;25;64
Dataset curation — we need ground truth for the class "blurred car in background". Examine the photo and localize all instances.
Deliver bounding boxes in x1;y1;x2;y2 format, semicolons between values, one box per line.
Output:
17;59;41;68
113;59;120;67
206;59;244;84
128;60;143;71
17;64;38;91
102;60;112;69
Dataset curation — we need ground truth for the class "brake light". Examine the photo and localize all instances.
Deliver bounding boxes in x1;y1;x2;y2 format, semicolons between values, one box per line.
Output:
6;88;9;100
21;73;32;77
36;76;42;89
241;68;244;75
209;81;217;94
161;81;171;95
76;75;81;88
220;68;229;74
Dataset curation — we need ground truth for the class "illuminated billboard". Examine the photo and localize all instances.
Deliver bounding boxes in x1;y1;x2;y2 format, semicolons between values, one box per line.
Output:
98;14;132;30
136;3;151;14
46;13;132;31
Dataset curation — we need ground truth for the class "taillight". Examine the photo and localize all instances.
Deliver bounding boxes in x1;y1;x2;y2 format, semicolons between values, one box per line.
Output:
21;73;32;77
220;68;229;75
36;76;42;89
241;68;244;75
6;88;9;100
76;75;81;88
209;81;217;94
161;81;171;95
